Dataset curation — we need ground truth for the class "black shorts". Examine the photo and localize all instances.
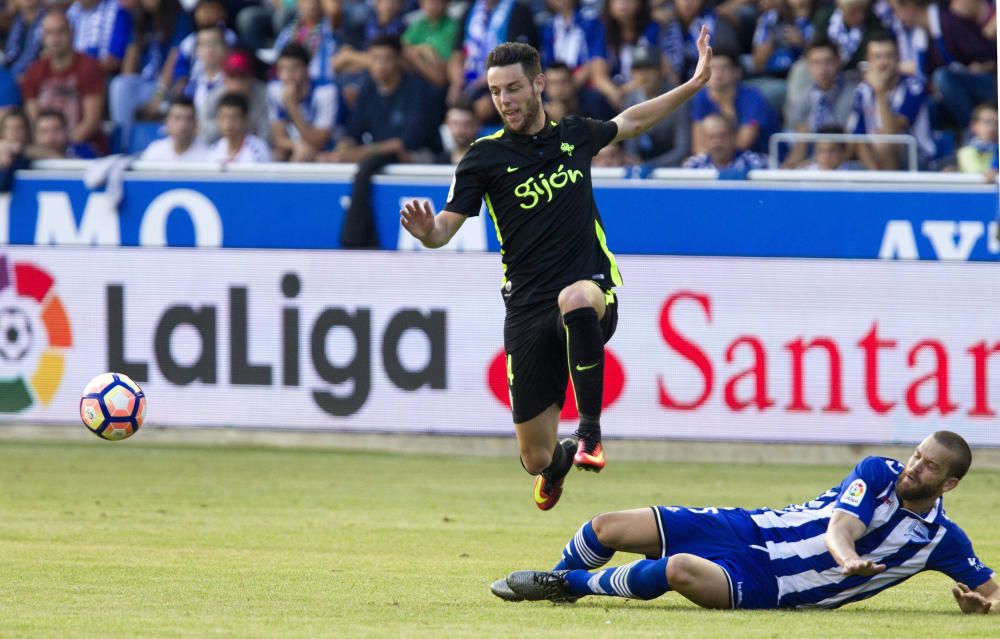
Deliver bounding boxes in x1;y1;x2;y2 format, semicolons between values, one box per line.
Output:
503;290;619;424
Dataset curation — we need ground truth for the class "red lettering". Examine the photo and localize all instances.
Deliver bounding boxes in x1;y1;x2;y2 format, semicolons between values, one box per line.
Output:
857;322;897;414
785;338;848;413
968;341;1000;417
724;336;774;411
905;340;958;416
658;292;713;411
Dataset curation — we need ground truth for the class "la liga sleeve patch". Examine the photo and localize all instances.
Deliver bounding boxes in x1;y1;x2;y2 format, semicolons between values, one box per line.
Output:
842;479;867;507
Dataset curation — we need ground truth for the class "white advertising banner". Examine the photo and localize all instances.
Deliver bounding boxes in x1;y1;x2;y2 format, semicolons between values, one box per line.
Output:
0;247;997;446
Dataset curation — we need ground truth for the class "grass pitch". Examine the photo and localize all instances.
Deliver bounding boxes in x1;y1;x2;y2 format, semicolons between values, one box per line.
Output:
1;439;998;638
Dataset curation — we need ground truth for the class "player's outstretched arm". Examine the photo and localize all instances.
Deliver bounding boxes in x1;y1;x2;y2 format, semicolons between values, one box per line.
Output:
824;510;887;576
610;25;713;144
400;198;467;248
952;580;1000;614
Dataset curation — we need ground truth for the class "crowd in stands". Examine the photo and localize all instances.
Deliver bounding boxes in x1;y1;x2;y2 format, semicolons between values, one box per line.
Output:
0;0;993;178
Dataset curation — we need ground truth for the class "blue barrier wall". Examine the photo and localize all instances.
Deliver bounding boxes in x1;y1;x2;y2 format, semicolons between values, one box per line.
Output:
5;172;998;260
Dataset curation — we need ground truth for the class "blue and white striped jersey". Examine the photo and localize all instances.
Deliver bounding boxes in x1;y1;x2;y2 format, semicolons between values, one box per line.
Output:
747;456;994;609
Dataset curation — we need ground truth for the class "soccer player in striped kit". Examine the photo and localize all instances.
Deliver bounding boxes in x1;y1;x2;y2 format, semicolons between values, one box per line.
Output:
493;431;999;612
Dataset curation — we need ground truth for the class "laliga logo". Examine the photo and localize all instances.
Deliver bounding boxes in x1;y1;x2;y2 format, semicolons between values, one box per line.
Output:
486;348;626;420
0;255;73;412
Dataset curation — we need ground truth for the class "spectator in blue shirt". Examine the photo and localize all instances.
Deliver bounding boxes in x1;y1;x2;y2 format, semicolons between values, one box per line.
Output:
691;52;780;155
0;66;22;120
4;0;47;78
683;112;768;172
66;0;132;75
847;33;935;169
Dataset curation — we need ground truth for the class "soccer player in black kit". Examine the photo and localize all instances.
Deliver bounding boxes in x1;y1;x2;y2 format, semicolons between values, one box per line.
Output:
401;27;713;511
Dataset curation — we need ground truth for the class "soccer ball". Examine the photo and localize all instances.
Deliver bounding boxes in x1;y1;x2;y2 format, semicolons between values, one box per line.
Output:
0;307;33;362
79;372;147;441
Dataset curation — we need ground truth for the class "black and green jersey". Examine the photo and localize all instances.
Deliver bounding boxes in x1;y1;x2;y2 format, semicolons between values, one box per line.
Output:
445;116;623;309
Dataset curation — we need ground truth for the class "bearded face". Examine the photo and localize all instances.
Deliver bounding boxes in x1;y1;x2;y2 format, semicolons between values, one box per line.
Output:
894;438;959;503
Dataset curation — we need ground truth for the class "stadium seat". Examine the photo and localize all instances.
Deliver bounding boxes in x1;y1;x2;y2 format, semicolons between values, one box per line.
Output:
128;122;166;154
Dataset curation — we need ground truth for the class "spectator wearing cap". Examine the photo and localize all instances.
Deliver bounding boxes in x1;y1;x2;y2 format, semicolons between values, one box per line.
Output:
222;49;270;143
683;112;768;172
210;92;271;163
268;42;337;162
20;11;107;156
140;96;213;161
109;0;193;145
620;44;691;168
691;51;780;155
184;25;228;143
66;0;132;75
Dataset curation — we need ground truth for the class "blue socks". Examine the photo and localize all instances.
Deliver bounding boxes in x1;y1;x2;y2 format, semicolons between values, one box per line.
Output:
553;521;615;571
564;558;670;600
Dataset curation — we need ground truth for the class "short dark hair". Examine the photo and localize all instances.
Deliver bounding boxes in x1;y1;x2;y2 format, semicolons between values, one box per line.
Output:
278;42;311;66
369;34;402;54
36;109;68;128
932;431;972;480
866;32;897;52
216;92;249;117
816;124;847;149
806;38;839;58
167;95;196;114
545;61;572;75
486;42;541;80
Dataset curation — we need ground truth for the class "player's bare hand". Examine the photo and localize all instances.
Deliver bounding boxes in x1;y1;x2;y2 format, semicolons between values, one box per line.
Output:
841;558;886;576
691;25;712;87
400;198;436;240
952;583;993;614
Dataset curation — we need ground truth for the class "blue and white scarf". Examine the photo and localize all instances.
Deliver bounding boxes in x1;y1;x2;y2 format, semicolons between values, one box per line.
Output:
463;0;515;84
825;9;863;63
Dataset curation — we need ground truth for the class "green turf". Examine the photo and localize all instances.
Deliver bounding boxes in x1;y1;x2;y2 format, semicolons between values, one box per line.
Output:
1;440;997;638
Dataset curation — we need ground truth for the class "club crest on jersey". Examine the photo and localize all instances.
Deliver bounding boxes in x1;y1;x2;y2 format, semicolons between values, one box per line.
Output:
842;479;867;506
908;522;931;543
560;142;575;157
514;164;583;210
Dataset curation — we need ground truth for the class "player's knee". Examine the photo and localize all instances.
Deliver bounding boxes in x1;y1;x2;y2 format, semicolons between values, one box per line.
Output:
520;450;551;475
557;285;594;314
665;554;697;587
590;513;618;546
